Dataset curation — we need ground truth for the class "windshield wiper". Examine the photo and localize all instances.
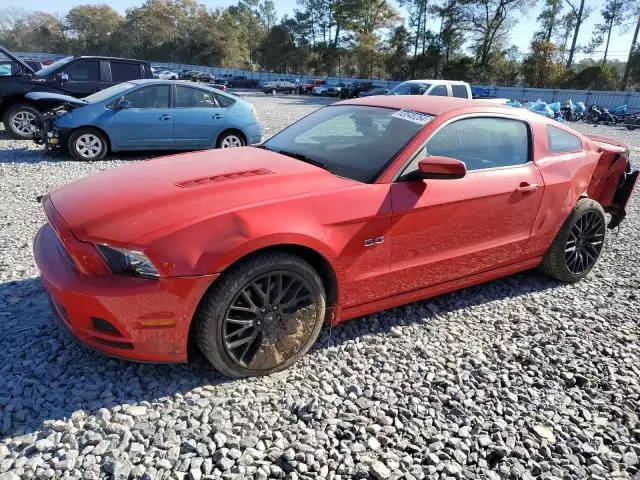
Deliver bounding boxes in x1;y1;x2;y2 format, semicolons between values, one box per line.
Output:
281;151;329;171
263;146;330;171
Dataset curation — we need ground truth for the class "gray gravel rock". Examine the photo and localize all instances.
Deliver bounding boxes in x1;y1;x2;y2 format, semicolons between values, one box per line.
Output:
0;100;639;480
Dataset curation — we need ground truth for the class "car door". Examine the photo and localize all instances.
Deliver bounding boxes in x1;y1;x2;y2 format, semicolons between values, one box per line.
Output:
58;59;101;96
172;85;226;148
113;84;173;148
387;115;545;295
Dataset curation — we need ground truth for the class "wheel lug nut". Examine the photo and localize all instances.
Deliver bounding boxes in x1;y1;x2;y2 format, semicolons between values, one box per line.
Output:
260;308;266;313
272;305;278;310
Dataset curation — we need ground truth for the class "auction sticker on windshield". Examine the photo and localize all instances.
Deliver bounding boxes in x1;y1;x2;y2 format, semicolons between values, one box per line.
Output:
391;109;435;125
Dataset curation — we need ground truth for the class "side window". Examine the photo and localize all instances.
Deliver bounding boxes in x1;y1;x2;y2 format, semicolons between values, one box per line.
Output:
547;125;582;153
64;60;99;81
429;85;448;96
175;86;218;108
111;62;141;82
123;85;170;108
451;85;469;98
214;93;235;108
425;117;530;170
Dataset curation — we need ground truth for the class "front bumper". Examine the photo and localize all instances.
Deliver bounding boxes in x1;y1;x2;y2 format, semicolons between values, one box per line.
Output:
34;224;216;362
32;114;70;152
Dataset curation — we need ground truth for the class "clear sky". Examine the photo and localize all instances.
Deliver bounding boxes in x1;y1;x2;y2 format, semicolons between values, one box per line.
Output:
2;0;635;61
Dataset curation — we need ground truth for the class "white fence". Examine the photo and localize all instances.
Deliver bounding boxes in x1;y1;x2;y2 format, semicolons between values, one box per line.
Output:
15;51;640;109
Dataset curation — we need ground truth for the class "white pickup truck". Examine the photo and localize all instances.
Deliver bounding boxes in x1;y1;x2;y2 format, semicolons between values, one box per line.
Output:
387;79;510;104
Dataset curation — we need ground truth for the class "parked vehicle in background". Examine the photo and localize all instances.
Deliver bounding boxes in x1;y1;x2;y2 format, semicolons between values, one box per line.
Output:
312;82;344;97
28;79;262;160
210;83;228;93
387;79;472;99
33;96;638;377
157;69;179;80
262;81;298;95
359;86;389;97
195;72;216;83
0;45;154;139
339;81;373;99
179;70;201;81
227;76;260;88
300;79;325;94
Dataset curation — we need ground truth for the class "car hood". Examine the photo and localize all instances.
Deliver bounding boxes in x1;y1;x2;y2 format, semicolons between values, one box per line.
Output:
48;147;359;245
0;45;35;75
26;91;88;107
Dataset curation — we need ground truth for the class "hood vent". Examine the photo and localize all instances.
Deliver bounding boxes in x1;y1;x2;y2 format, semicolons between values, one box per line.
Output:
175;168;274;188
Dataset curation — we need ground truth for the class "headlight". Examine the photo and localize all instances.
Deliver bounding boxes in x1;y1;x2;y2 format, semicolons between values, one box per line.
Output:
96;245;159;279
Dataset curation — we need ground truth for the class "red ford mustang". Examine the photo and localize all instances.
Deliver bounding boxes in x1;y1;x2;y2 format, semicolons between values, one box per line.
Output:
34;96;638;377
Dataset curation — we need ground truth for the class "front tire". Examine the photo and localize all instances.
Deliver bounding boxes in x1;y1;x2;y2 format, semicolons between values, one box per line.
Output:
68;128;108;161
195;252;326;377
3;104;40;139
539;198;606;283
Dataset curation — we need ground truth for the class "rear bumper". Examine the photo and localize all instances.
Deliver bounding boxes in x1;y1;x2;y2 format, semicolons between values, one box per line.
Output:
609;169;639;229
34;223;216;362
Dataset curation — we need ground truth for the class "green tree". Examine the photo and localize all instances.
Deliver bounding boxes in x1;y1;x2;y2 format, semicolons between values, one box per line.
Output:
521;40;566;87
534;0;563;42
564;0;593;68
589;0;633;65
65;4;123;55
460;0;535;70
385;25;410;79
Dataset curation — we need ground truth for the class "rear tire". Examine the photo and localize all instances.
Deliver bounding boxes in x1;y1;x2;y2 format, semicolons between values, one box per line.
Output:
539;198;606;283
3;104;40;140
68;127;108;161
217;130;246;149
195;252;326;377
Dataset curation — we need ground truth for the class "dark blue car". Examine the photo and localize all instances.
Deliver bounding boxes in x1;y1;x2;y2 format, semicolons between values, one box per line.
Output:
27;80;262;161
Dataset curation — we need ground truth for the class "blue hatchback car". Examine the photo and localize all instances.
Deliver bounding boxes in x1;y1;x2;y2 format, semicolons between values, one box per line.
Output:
27;80;262;161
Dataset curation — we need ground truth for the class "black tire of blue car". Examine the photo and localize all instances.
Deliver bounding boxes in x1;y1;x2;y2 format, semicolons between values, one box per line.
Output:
195;252;327;377
3;104;40;140
68;128;108;162
539;198;606;283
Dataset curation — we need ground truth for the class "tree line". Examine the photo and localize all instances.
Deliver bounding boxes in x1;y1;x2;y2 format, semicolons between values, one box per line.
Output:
1;0;639;90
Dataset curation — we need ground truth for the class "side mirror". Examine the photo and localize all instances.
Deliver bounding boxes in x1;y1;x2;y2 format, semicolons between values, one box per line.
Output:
54;73;69;83
116;99;132;110
417;155;467;179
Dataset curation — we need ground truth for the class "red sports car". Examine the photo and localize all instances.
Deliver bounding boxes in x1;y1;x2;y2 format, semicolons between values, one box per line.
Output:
34;96;638;377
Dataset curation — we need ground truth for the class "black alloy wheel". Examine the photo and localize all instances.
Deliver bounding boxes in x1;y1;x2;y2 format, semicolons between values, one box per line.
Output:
222;271;318;370
564;210;605;275
195;252;326;377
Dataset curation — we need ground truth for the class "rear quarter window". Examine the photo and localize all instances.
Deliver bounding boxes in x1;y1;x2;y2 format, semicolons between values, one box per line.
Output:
451;85;469;98
111;62;142;82
547;125;582;153
215;93;236;107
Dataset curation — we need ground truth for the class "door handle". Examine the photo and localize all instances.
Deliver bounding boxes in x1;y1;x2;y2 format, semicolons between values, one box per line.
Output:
160;114;171;120
212;114;223;119
515;183;539;193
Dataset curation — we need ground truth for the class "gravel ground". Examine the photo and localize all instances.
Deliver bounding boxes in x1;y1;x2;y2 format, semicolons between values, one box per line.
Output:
0;96;639;480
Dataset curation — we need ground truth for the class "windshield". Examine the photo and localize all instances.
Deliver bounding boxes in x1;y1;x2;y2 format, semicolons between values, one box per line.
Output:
83;82;135;103
36;57;73;77
263;105;432;183
387;82;431;95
